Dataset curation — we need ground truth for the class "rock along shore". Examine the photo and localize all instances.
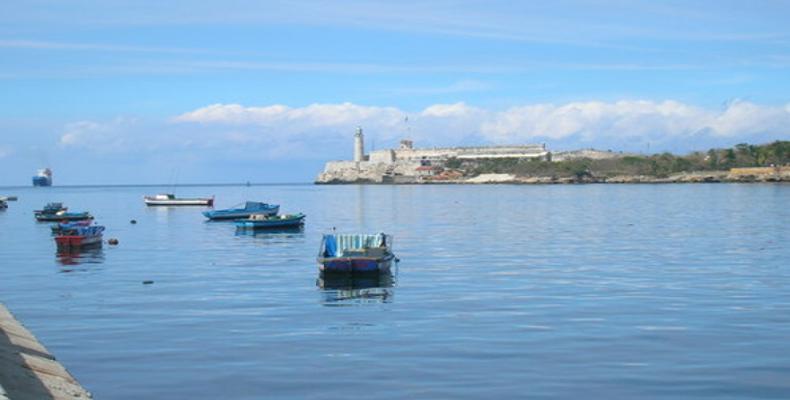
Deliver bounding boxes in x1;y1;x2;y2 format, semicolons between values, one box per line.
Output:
316;169;790;185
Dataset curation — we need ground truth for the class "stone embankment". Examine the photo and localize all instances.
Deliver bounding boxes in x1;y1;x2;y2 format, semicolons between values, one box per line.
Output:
0;304;91;399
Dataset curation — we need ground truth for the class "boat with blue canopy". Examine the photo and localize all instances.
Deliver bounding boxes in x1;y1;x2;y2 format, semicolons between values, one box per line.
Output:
54;224;105;250
235;213;305;229
202;201;279;220
317;233;396;273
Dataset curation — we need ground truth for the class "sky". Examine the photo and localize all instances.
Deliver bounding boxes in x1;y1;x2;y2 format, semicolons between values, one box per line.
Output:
1;0;789;185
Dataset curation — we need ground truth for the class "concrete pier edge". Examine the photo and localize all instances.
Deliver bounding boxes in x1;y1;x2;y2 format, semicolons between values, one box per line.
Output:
0;303;91;399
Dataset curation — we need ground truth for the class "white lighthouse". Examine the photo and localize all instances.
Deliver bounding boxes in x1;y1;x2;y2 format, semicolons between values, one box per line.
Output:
353;126;365;162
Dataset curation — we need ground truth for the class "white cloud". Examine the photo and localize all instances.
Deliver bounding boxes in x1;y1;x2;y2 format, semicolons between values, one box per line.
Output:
174;100;790;147
173;102;406;140
59;118;138;152
421;102;483;118
64;100;790;159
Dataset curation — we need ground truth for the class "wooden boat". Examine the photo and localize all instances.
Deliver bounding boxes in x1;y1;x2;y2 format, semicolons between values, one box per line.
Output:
51;220;92;234
317;233;396;273
36;211;93;222
235;213;305;229
54;225;105;250
144;193;214;206
202;201;279;220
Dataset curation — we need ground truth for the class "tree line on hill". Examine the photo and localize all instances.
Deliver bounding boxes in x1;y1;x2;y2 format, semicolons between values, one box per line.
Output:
443;140;790;179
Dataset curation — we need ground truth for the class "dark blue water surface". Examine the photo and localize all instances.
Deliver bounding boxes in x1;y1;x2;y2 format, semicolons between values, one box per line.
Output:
1;184;789;399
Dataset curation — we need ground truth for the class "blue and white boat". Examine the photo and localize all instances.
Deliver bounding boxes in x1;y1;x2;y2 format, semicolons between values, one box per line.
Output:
202;201;279;220
235;213;305;229
317;233;396;274
32;168;53;187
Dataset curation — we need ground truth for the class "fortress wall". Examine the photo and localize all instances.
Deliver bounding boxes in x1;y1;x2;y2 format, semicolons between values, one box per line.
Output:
369;150;395;163
394;145;548;161
322;161;358;173
729;166;790;176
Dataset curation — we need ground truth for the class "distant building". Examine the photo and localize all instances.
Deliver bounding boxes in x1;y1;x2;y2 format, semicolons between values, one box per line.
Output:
317;127;551;183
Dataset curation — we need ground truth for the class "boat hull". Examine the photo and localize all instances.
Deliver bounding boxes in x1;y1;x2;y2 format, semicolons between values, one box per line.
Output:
203;207;279;220
318;255;394;273
144;198;214;206
36;213;93;222
235;215;305;229
32;177;52;187
55;235;103;250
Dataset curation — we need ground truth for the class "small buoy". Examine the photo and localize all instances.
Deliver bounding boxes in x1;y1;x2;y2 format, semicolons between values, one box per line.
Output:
142;280;154;285
108;238;119;245
130;219;137;224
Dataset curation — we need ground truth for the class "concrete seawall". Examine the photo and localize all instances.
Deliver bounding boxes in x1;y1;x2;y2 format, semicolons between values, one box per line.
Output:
0;304;91;399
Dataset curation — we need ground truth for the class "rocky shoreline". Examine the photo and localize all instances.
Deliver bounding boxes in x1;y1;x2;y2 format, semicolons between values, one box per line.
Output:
316;169;790;185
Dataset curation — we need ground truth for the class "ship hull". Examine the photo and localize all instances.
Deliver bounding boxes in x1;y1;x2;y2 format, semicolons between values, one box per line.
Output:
144;198;214;206
32;176;52;187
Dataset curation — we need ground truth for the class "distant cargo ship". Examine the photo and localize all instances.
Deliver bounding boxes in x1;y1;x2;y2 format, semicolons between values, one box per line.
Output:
32;168;53;187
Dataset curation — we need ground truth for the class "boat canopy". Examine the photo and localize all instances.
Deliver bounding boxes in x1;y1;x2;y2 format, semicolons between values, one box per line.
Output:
61;225;104;236
244;201;272;210
322;234;386;257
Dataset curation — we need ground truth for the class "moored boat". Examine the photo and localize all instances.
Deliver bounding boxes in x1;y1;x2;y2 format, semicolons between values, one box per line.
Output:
317;233;396;274
54;225;105;250
34;202;67;215
235;213;305;229
202;201;279;220
144;193;214;206
36;211;93;222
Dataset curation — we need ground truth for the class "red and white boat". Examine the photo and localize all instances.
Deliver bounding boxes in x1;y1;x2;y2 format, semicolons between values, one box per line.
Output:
54;225;105;250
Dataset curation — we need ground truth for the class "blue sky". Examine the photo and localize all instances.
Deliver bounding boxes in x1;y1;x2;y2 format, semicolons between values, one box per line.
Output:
1;0;789;185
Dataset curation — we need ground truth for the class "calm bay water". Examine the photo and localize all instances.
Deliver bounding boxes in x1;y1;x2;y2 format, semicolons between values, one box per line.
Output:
0;183;789;399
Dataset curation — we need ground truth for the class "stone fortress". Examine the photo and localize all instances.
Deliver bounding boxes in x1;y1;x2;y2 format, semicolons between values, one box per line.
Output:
316;127;553;183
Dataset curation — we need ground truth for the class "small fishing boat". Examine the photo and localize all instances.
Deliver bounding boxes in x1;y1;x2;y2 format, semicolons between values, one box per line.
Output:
202;201;279;220
36;211;93;222
54;225;105;250
0;199;6;210
34;202;67;216
144;193;214;206
235;213;305;229
51;220;93;234
317;233;396;273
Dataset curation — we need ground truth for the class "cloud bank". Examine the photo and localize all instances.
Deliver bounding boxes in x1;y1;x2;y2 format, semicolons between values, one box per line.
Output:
172;100;790;150
57;100;790;160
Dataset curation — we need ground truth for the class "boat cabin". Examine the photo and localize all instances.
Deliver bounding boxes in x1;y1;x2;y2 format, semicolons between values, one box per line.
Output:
320;233;392;259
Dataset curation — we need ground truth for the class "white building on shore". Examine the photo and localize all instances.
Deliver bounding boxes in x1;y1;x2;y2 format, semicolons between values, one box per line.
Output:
316;127;551;183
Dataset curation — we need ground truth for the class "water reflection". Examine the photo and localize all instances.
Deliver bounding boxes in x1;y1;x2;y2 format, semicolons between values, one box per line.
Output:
56;247;105;269
317;271;395;305
234;226;305;238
